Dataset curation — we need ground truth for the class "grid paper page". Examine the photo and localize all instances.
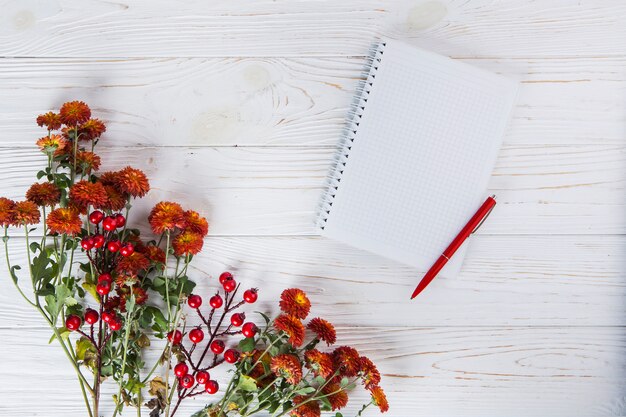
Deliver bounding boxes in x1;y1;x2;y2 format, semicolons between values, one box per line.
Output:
322;40;518;276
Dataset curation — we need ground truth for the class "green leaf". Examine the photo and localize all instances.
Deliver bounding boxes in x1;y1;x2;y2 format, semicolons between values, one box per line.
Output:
236;375;258;392
36;170;46;180
295;386;316;395
48;327;70;344
29;241;40;253
319;396;332;411
256;311;271;325
9;265;20;284
238;337;256;353
82;282;100;302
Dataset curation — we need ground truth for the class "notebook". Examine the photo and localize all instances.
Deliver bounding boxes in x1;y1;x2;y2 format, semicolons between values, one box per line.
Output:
317;39;518;277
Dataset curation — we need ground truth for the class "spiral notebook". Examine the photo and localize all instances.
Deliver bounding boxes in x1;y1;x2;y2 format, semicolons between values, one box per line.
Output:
317;40;518;277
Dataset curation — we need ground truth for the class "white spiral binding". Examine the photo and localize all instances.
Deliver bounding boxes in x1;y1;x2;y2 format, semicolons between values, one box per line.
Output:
316;41;386;230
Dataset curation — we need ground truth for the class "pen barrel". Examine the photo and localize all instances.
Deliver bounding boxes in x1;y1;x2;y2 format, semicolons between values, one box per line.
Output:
443;196;496;258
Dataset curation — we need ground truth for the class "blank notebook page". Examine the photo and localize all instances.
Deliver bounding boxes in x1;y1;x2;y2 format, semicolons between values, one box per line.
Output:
318;40;518;277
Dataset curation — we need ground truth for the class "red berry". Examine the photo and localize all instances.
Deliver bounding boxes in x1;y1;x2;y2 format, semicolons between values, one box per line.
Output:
189;328;204;344
167;330;183;345
98;273;112;283
219;272;233;284
92;234;105;249
242;322;257;338
243;288;258;304
223;279;236;293
180;374;195;389
107;240;121;252
174;362;189;378
119;244;134;257
101;311;114;323
81;237;94;250
89;210;104;225
114;214;126;228
230;313;245;327
224;349;239;364
84;309;99;325
102;216;117;232
205;380;219;394
195;371;209;385
210;340;225;354
187;294;202;309
108;319;122;331
209;294;223;309
65;315;82;331
96;281;111;296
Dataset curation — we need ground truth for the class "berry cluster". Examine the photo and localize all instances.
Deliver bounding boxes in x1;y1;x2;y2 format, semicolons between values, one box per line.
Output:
165;272;258;414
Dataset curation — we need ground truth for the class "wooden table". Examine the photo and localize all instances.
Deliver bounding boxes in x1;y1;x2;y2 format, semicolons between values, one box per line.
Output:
0;1;625;416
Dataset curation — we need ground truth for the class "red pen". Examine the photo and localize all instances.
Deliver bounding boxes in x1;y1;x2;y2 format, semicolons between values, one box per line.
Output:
411;195;497;299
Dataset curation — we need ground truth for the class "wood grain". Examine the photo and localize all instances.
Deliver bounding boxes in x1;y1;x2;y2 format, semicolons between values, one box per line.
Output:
1;0;625;58
1;327;624;416
0;234;623;327
0;145;623;236
0;56;624;147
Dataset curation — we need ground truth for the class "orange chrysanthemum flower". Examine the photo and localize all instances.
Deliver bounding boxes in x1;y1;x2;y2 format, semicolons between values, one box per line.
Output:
290;396;321;417
270;354;302;385
116;252;151;275
73;151;101;174
369;386;389;413
26;182;61;207
321;382;349;411
0;197;16;227
274;314;305;347
116;285;149;312
183;210;209;236
115;274;138;288
59;101;91;126
306;317;336;346
279;288;311;320
141;244;166;264
36;112;62;131
77;118;106;140
12;201;40;226
46;207;82;235
359;356;381;389
98;171;120;186
148;201;185;234
69;180;108;209
36;134;70;156
332;346;361;378
304;349;334;378
172;230;204;257
116;166;150;198
102;185;127;211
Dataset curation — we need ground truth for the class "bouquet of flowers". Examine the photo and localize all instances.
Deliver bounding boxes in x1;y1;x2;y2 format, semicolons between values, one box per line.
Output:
1;101;389;417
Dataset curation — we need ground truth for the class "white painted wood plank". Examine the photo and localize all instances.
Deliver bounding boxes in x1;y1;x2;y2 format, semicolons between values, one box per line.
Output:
1;0;625;57
1;327;624;416
0;235;623;327
0;57;623;147
0;145;623;236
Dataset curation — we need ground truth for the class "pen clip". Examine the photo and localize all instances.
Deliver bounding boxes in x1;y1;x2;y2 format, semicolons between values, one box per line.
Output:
471;195;496;234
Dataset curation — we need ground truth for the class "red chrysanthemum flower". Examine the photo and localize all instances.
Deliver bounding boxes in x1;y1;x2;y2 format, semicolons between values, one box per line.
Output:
248;349;273;382
36;134;70;156
115;274;138;288
359;356;381;389
101;185;127;211
290;396;321;417
116;166;150;198
0;197;16;227
140;244;166;264
172;230;204;257
69;180;108;209
59;101;91;126
148;201;186;234
67;200;88;215
104;295;121;311
321;382;349;411
183;210;209;236
11;201;40;226
332;346;361;378
279;288;311;320
46;207;82;235
98;171;120;186
306;317;336;346
369;386;389;413
274;314;305;347
304;349;334;378
36;112;62;131
116;252;151;275
270;354;302;385
26;182;61;207
77;118;106;140
73;151;101;174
